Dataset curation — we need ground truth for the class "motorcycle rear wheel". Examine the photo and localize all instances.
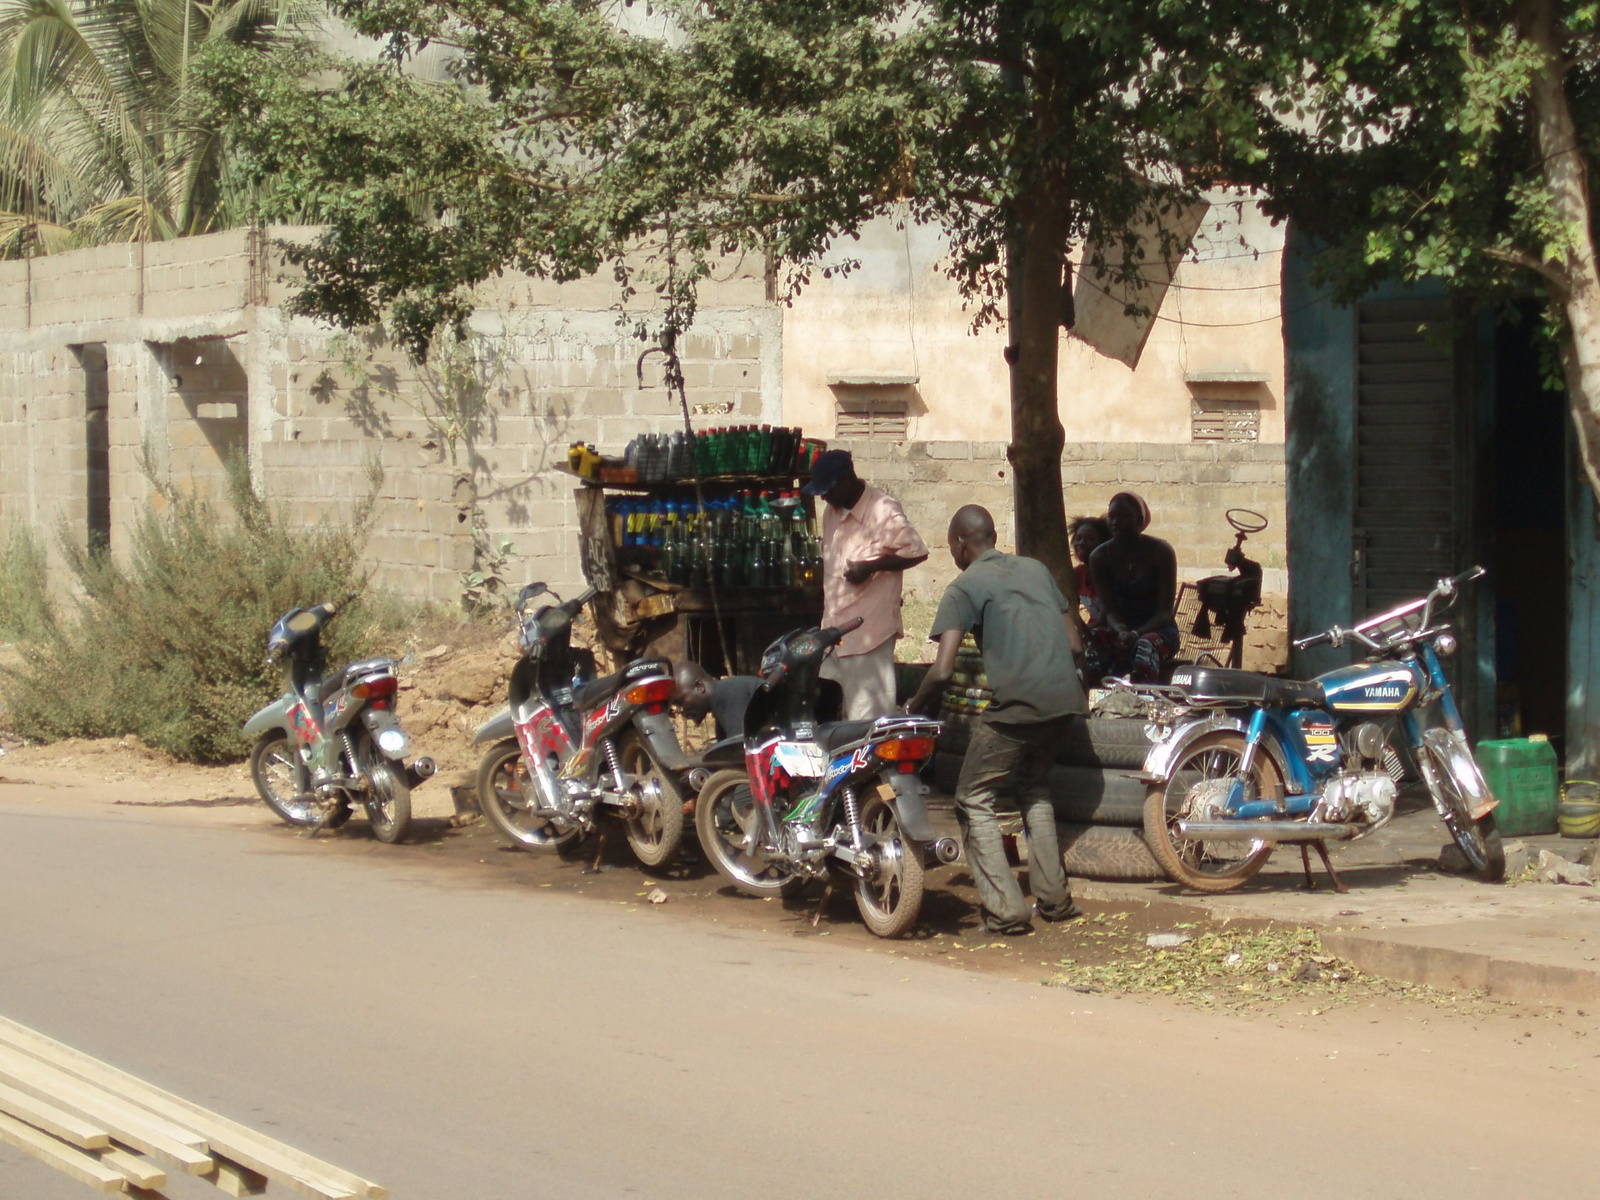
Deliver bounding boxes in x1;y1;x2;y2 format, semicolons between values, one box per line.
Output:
361;738;412;844
475;740;585;856
850;786;925;939
1143;731;1277;894
249;730;349;829
694;769;805;898
617;734;684;870
1419;728;1506;883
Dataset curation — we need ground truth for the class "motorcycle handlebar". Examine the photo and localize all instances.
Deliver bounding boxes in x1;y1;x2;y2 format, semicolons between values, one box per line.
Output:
821;616;865;646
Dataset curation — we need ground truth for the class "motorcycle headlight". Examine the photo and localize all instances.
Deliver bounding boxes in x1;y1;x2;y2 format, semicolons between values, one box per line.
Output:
377;728;408;756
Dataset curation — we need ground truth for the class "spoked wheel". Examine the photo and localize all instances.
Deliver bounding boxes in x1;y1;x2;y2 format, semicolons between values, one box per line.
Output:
694;769;804;898
1419;728;1506;883
1143;731;1278;893
617;734;684;870
850;786;925;939
361;739;412;844
475;740;584;856
249;731;349;829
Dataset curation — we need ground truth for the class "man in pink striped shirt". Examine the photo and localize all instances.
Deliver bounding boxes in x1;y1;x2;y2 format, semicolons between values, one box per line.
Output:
802;451;929;720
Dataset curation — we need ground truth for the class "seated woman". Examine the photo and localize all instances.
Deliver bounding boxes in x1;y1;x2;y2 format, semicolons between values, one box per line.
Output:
1086;492;1179;684
1069;515;1110;629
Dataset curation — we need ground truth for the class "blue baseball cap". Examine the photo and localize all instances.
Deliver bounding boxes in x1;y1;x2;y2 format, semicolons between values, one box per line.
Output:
801;449;855;496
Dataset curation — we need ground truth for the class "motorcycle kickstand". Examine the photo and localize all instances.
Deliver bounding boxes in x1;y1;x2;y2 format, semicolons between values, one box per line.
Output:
811;879;834;928
585;822;611;875
1300;840;1349;894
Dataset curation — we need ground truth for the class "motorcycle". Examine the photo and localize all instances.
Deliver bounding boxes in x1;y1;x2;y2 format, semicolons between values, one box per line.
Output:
472;583;689;868
1136;567;1504;893
245;594;435;842
694;617;959;939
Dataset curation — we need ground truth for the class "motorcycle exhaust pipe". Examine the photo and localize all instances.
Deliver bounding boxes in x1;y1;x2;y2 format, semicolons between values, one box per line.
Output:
1174;820;1359;844
927;836;961;865
411;757;437;779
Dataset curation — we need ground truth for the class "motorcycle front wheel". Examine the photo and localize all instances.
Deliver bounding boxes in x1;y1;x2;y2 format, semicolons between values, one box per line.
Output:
361;737;412;844
1419;728;1506;883
475;740;584;856
249;730;349;829
850;785;925;939
1143;730;1277;893
617;734;684;870
694;769;804;898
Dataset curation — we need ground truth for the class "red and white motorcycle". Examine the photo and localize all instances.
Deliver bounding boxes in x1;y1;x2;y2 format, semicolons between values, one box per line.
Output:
473;583;686;867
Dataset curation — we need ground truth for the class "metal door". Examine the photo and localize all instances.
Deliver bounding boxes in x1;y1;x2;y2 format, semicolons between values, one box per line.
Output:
1353;299;1460;616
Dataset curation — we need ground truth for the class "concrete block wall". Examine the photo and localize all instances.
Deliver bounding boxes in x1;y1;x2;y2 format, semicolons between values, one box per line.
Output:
0;346;92;577
254;301;781;605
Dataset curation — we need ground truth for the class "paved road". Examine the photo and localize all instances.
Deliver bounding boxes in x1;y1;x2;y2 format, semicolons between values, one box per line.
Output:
0;795;1594;1199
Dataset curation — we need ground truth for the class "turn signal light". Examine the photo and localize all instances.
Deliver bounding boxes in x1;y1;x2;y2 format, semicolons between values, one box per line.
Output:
624;678;676;706
875;737;936;762
351;675;398;700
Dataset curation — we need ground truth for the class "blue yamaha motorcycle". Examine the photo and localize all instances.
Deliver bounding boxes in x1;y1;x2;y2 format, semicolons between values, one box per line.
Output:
1136;568;1504;893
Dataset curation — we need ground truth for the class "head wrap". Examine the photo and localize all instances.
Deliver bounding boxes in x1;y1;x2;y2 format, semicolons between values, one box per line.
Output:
1109;491;1151;533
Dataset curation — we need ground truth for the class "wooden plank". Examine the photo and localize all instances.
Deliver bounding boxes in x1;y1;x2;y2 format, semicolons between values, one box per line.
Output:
0;1045;215;1175
0;1017;382;1200
207;1157;270;1197
0;1108;125;1192
98;1144;168;1190
0;1077;112;1148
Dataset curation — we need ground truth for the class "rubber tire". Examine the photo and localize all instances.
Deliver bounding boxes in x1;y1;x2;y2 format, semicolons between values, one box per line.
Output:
1056;718;1154;770
932;755;1146;825
363;746;412;844
1142;730;1277;894
1056;823;1165;881
475;740;586;857
694;769;805;898
851;787;926;939
617;733;685;871
1420;733;1507;883
249;730;351;828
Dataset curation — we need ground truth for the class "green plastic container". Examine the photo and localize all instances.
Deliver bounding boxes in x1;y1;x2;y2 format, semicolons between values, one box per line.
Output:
1476;737;1560;837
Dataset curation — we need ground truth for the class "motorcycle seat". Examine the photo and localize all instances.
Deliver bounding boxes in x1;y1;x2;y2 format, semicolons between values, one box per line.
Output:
819;720;875;753
1167;666;1325;709
691;736;745;768
573;657;671;711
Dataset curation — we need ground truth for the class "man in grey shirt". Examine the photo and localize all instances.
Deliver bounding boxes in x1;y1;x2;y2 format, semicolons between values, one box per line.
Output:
905;505;1085;933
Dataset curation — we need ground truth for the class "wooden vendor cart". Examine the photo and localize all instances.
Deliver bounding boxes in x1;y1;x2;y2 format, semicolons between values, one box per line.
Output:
567;433;826;674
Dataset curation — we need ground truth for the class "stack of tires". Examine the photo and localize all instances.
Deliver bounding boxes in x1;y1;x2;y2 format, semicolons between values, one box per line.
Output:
934;638;1165;880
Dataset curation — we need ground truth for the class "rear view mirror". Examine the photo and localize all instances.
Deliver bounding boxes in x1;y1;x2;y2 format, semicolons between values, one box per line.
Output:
516;582;549;614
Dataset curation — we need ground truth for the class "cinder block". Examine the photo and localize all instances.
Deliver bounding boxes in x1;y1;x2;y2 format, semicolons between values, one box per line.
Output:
925;442;971;461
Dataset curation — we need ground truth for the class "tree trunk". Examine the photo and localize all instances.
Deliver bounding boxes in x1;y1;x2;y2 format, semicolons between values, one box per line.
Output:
1526;0;1600;499
1006;207;1073;595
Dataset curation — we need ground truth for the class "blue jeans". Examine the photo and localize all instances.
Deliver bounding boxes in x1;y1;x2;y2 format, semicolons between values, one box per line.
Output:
954;715;1074;930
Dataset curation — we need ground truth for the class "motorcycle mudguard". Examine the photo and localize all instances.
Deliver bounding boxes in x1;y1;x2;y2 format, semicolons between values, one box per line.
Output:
243;695;294;738
633;710;689;772
473;705;515;746
360;707;408;760
877;772;938;843
1139;713;1297;793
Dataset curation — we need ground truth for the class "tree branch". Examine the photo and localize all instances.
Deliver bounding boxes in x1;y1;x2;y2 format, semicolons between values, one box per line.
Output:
1482;244;1572;299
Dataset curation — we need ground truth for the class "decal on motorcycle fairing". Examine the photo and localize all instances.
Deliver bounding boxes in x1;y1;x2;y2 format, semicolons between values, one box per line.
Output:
289;701;319;747
1300;718;1338;763
583;697;624;746
517;704;571;761
825;745;874;785
771;743;827;778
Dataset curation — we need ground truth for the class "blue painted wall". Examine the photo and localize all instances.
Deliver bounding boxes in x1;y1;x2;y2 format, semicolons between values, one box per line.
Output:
1282;229;1355;678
